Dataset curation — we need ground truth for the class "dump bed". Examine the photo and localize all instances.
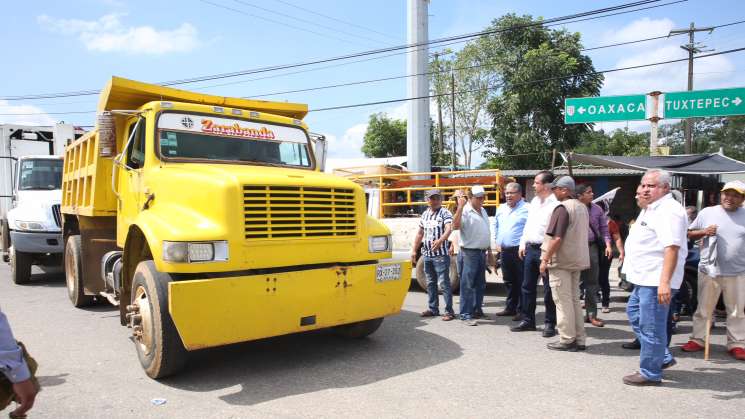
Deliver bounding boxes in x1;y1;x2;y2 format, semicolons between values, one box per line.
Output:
62;76;310;217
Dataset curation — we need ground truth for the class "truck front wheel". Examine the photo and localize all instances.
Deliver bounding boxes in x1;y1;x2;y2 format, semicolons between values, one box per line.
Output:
333;317;384;339
130;260;187;379
65;235;94;307
10;246;32;285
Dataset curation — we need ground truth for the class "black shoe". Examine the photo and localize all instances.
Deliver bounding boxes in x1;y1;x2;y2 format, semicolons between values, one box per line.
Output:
495;309;517;317
542;325;557;338
662;359;677;369
547;341;578;352
512;313;523;322
577;344;587;351
622;339;641;350
510;321;536;332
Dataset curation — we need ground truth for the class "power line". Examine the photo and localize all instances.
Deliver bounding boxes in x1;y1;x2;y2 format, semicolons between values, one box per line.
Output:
0;0;672;100
4;46;743;118
272;0;401;42
230;0;393;46
308;46;745;113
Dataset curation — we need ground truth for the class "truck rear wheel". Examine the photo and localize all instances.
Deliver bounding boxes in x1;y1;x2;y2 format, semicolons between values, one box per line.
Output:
333;317;384;339
131;260;187;379
65;235;94;307
415;256;460;294
10;246;32;285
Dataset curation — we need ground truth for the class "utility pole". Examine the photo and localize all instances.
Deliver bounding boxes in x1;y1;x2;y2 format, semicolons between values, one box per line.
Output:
451;72;457;171
669;22;714;154
434;53;445;162
406;0;431;173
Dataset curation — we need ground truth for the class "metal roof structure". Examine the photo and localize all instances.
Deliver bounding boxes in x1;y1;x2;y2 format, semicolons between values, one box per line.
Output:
566;152;745;175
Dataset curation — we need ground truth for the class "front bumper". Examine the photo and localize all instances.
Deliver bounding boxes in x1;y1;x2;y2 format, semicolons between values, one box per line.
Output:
9;231;63;254
168;260;411;350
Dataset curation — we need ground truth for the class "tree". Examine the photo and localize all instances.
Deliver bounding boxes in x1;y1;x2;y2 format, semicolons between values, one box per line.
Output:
575;128;649;156
481;14;604;169
361;113;454;165
660;116;745;161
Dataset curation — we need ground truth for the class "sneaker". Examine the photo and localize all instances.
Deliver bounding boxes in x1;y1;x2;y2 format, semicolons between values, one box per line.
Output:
601;306;611;314
730;347;745;360
463;318;478;326
681;340;704;352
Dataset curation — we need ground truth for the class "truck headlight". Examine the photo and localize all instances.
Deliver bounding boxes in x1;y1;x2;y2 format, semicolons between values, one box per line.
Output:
15;220;45;231
163;241;229;263
368;235;391;253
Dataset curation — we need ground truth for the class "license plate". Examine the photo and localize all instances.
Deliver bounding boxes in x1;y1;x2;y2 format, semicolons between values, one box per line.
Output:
376;263;401;282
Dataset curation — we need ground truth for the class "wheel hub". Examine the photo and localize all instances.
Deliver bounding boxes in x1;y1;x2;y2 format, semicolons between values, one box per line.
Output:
133;285;154;356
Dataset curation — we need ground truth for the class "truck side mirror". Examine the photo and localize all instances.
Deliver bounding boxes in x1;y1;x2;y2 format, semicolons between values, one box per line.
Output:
310;133;327;172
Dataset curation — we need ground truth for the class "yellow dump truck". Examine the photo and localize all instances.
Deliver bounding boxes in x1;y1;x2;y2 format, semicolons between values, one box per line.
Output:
61;77;410;378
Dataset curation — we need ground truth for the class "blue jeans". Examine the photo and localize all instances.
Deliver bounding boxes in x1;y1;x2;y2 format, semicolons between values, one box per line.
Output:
500;247;523;313
627;285;671;381
459;248;486;320
520;245;556;327
424;255;453;315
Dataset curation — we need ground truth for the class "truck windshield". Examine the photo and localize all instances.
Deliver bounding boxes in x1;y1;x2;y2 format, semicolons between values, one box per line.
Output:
18;159;63;190
157;113;313;168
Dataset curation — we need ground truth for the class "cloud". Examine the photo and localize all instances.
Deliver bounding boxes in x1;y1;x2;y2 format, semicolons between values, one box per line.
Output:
600;18;735;97
324;123;368;159
38;14;199;55
0;101;57;126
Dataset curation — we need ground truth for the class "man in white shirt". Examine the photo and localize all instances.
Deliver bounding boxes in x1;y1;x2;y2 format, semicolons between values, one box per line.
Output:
681;180;745;361
622;169;688;386
453;185;494;326
517;171;559;337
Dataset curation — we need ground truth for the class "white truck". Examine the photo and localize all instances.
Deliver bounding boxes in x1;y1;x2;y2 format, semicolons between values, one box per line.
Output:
1;123;78;283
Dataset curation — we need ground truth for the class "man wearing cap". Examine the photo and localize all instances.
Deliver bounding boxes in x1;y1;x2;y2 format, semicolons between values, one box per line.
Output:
453;185;494;326
518;171;559;337
622;169;688;386
412;189;455;321
539;175;590;351
681;180;745;361
490;183;530;326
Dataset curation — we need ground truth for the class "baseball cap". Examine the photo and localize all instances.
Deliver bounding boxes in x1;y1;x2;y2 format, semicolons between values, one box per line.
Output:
721;180;745;195
425;189;442;198
551;176;576;192
471;185;486;197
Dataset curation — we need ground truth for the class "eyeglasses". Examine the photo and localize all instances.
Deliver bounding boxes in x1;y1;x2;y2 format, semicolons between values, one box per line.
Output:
504;191;519;195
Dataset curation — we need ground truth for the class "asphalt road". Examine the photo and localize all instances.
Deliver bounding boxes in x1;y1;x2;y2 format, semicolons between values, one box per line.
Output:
1;264;744;418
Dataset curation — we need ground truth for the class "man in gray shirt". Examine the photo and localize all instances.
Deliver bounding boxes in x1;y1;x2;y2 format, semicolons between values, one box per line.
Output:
681;181;745;361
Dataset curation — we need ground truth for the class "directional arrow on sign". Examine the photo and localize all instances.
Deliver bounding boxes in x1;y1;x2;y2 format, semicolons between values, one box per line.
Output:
578;106;586;114
734;97;742;106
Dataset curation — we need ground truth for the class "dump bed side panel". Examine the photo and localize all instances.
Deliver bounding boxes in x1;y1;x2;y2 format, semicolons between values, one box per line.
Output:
61;130;118;217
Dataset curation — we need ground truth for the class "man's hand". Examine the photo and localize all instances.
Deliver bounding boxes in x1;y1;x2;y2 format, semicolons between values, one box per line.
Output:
658;282;672;305
431;238;444;251
605;245;613;259
454;190;467;208
448;242;455;256
487;251;496;268
410;251;418;265
618;251;625;264
11;379;37;418
518;246;525;260
539;259;548;274
704;225;718;237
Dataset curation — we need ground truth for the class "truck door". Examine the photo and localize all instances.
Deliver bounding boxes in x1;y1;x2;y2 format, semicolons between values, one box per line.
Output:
116;117;147;244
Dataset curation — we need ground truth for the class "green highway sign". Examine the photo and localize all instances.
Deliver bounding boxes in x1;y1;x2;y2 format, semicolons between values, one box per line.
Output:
564;94;647;124
663;87;745;118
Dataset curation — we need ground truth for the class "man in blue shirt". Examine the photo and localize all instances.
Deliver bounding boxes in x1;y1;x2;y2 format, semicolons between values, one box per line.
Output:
491;183;530;324
1;307;37;417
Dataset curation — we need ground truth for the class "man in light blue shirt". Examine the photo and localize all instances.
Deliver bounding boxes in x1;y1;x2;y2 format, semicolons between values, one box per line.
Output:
1;307;37;416
491;183;530;322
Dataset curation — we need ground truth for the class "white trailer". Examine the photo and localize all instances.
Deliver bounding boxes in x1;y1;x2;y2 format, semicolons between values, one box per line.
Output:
0;123;79;283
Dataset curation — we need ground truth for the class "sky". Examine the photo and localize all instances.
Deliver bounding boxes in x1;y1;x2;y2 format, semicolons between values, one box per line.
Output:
1;0;744;165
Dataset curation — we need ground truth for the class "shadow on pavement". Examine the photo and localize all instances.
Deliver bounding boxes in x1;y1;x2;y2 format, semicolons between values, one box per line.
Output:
37;373;69;387
664;365;745;399
21;270;65;288
162;310;462;406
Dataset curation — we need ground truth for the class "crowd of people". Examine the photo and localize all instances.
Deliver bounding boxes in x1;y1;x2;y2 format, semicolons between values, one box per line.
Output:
413;170;745;386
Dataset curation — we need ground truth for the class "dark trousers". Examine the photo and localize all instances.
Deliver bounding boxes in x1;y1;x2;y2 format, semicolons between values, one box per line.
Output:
500;246;523;313
599;253;612;307
520;244;556;326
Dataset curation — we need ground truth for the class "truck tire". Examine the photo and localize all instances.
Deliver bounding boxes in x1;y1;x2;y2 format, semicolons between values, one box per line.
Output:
10;246;32;285
333;317;384;339
65;235;94;307
131;260;187;379
415;256;460;294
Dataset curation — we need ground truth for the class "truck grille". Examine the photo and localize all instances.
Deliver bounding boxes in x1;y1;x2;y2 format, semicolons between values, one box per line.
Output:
51;204;62;227
243;185;357;239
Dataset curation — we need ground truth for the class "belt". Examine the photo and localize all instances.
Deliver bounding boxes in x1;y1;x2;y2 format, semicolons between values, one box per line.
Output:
527;242;542;248
501;245;519;251
462;247;488;251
